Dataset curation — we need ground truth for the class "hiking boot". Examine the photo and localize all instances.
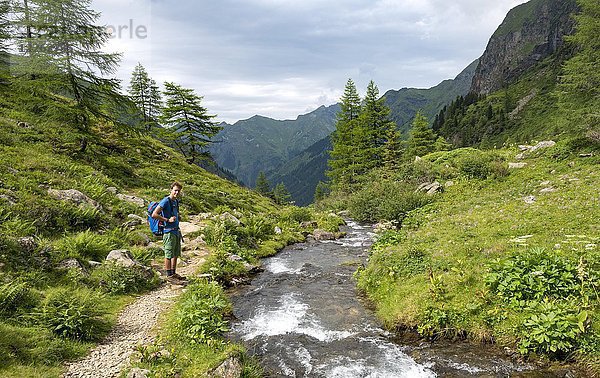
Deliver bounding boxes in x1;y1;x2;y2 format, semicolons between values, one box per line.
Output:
171;273;187;281
166;275;185;285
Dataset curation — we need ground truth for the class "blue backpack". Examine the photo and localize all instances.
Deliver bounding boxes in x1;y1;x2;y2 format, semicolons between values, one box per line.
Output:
147;201;164;237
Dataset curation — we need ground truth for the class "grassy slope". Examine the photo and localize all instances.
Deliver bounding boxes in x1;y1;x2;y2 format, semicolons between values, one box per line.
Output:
0;107;278;377
355;143;599;371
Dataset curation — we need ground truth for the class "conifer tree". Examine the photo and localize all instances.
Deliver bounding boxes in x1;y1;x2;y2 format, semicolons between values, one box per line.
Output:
382;125;403;172
433;135;451;152
128;63;162;129
405;111;437;159
12;0;122;135
160;82;221;164
254;171;271;197
273;182;291;205
328;79;362;188
148;79;162;122
313;181;330;202
356;80;397;172
0;0;9;83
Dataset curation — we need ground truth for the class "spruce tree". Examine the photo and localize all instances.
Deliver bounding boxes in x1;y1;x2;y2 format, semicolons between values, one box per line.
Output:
433;135;451;152
273;182;291;205
160;82;221;164
328;79;362;189
357;80;397;172
313;181;330;202
254;171;271;197
12;0;122;135
382;125;403;172
405;111;437;159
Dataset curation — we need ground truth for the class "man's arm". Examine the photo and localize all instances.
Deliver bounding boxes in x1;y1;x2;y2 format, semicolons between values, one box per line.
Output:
152;205;175;223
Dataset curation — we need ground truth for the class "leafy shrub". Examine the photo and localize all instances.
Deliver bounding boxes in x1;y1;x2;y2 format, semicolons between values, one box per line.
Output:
173;280;230;345
348;179;432;224
39;287;110;341
456;151;508;179
518;301;587;356
203;219;238;249
279;206;313;224
199;250;247;284
91;262;159;295
0;281;37;318
485;247;580;305
417;306;464;340
55;230;115;262
371;230;405;254
240;214;274;242
316;212;345;233
130;245;163;266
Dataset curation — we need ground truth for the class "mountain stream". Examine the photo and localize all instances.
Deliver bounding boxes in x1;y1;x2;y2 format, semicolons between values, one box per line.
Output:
227;220;564;377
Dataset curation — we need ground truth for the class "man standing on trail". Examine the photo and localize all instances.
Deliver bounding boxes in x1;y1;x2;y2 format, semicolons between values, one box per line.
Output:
152;181;186;283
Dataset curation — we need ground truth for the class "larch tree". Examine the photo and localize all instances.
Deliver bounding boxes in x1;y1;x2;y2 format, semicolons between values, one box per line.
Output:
128;63;161;130
0;0;9;83
12;0;123;138
160;82;221;164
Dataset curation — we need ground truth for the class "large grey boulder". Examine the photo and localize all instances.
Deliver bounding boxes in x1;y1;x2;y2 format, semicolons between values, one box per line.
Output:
313;229;336;240
57;258;87;274
105;249;153;278
116;193;146;207
48;188;102;210
416;181;442;195
210;356;243;378
218;212;241;225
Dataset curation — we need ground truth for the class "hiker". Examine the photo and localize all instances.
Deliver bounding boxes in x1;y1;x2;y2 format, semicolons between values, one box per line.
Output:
152;181;186;283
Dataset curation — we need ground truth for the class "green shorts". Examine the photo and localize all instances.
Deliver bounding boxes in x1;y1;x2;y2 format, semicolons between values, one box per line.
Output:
163;231;181;259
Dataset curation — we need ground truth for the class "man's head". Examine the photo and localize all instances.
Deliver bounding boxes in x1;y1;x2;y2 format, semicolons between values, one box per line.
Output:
170;181;182;198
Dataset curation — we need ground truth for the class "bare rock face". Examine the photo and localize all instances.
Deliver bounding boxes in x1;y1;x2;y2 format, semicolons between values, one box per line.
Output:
48;188;102;210
470;0;577;95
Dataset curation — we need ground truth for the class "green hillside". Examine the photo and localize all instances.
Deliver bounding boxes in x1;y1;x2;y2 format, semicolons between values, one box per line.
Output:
267;135;332;206
384;59;478;135
315;0;600;373
209;105;338;187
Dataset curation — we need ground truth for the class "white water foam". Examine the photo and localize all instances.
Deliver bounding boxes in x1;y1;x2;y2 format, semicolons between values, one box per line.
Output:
321;353;437;378
235;293;355;342
267;257;301;274
294;346;313;375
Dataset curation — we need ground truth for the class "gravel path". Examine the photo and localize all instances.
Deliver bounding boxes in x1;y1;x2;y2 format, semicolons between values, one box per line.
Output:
63;226;208;378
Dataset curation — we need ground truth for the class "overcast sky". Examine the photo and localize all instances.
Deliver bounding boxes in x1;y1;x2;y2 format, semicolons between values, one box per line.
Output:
93;0;529;124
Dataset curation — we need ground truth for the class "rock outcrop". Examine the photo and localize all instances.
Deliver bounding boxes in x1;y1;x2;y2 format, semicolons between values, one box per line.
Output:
470;0;578;95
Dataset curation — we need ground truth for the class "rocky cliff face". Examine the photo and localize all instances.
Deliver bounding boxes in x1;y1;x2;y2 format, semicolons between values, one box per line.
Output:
470;0;578;95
